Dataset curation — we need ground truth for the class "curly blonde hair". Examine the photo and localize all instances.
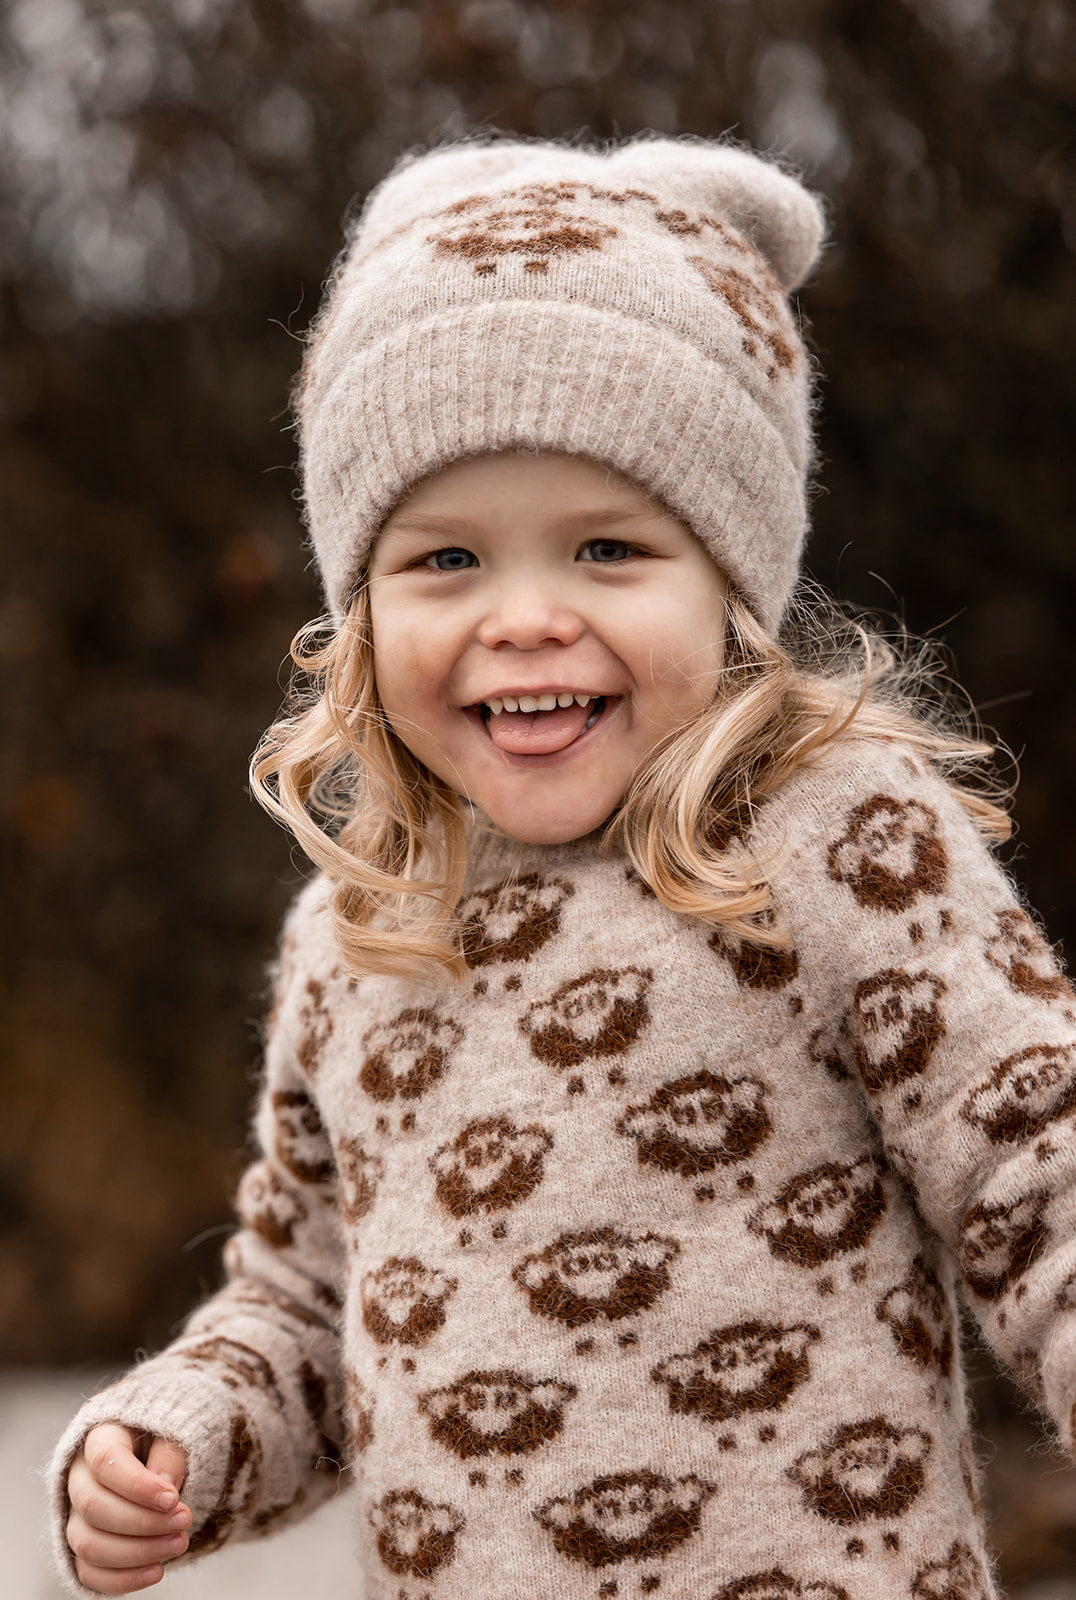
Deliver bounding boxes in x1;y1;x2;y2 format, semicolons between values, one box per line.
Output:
250;576;1011;983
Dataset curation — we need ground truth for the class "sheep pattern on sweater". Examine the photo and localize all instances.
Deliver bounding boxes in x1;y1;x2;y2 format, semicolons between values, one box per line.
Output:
49;739;1076;1600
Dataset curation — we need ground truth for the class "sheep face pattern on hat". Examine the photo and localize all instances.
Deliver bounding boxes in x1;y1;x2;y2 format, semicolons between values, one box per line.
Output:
427;180;621;274
423;180;802;394
297;137;826;631
55;738;1076;1600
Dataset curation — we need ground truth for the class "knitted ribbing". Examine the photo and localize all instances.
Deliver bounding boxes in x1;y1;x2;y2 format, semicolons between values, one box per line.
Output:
297;136;825;630
49;738;1076;1598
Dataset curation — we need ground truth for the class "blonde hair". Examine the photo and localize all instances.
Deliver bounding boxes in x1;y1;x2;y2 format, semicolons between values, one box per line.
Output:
250;581;1011;983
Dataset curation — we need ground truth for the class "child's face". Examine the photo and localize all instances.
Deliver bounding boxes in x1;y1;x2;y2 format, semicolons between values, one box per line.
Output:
366;452;729;845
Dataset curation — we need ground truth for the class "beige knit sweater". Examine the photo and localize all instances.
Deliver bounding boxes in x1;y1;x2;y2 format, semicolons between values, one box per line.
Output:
50;737;1076;1600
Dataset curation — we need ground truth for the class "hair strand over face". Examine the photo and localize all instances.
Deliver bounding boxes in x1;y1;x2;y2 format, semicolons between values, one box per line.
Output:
249;582;1011;984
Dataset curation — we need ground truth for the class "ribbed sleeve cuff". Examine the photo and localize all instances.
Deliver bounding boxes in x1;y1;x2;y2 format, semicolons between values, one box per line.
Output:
47;1363;249;1598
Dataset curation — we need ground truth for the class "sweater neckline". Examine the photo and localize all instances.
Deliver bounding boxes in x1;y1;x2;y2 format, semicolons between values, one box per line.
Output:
460;811;616;886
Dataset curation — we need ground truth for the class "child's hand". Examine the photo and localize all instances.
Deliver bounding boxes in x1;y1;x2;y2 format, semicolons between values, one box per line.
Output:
66;1423;191;1594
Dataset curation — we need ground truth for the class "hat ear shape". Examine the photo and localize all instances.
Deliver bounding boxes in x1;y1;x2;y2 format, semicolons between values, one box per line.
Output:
706;146;826;291
300;132;823;632
606;137;826;291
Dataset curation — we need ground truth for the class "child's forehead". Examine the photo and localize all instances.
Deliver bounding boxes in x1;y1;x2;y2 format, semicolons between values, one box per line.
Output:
377;450;685;533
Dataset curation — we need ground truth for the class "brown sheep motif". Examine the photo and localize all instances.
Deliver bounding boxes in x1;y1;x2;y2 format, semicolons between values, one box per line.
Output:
911;1540;992;1600
236;1161;307;1250
959;1192;1050;1300
296;975;334;1077
533;1469;715;1568
961;1043;1076;1144
418;1369;576;1458
225;1279;335;1335
271;1088;334;1186
513;1226;680;1327
520;966;653;1071
652;1320;820;1423
457;872;574;966
1056;1268;1076;1312
617;1069;771;1177
827;794;948;912
686;235;801;381
806;1015;852;1082
985;908;1073;1002
847;968;947;1093
429;1116;553;1218
181;1337;283;1406
712;1574;850;1600
360;1256;458;1346
343;1366;374;1459
787;1417;931;1524
335;1138;383;1225
186;1411;262;1556
875;1254;954;1376
358;1008;464;1101
370;1488;464;1577
298;1357;343;1473
709;916;799;991
429;186;618;278
749;1155;887;1269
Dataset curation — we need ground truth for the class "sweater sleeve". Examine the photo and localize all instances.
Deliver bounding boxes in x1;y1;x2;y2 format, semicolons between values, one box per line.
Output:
47;879;351;1596
775;740;1076;1459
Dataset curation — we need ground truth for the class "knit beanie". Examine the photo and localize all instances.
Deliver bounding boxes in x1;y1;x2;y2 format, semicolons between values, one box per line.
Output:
297;134;826;634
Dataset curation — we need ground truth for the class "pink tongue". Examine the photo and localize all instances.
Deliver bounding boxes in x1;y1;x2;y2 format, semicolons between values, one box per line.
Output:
487;701;594;754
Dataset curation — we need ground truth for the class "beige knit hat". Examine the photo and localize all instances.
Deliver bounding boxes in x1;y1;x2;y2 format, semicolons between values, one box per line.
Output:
297;134;826;633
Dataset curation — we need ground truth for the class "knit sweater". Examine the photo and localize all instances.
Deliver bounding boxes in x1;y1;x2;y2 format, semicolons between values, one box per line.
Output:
50;737;1076;1600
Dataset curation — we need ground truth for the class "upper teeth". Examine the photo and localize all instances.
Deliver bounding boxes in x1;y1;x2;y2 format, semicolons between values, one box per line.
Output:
484;693;595;715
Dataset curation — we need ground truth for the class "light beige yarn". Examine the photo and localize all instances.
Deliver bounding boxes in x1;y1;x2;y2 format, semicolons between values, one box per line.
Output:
297;135;826;631
49;736;1076;1598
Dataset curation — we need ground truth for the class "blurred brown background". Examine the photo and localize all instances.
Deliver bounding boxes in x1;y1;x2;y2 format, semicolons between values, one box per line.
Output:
2;0;1075;1590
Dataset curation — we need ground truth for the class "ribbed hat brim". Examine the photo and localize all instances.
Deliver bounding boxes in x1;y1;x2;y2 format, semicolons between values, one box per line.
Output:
304;299;806;632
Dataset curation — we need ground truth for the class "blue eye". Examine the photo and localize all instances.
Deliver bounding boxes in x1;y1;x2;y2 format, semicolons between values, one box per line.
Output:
581;539;631;563
427;548;476;571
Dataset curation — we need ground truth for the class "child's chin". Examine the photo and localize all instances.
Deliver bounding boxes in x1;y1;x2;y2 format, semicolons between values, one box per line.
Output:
485;801;617;847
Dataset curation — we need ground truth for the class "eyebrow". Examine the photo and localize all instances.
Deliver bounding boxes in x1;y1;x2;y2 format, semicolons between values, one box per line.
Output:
380;505;659;538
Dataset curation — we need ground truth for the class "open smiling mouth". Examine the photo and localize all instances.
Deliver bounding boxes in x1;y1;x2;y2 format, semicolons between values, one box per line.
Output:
475;694;611;756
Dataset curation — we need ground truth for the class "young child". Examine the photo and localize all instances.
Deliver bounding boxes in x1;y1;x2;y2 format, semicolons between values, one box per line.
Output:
52;135;1076;1600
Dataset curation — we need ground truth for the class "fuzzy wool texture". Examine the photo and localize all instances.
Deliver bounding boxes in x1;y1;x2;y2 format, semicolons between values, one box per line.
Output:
297;136;826;632
49;738;1076;1600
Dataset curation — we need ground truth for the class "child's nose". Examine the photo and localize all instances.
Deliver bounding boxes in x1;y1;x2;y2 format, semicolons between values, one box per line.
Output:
476;579;584;652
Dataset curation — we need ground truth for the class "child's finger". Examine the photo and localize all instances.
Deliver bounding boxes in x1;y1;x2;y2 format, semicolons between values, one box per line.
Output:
82;1425;180;1510
68;1458;191;1537
67;1512;189;1573
72;1555;164;1595
144;1436;188;1494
